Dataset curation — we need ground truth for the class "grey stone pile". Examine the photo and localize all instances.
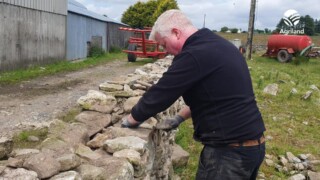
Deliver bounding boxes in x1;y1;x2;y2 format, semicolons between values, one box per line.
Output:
264;152;320;180
263;83;320;102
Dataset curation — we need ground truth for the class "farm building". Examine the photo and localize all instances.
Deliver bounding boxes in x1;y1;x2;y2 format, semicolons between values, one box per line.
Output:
67;0;131;61
0;0;67;71
106;18;132;52
0;0;133;70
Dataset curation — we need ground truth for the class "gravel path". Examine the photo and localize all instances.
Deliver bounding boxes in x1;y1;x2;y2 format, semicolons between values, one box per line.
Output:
0;59;140;137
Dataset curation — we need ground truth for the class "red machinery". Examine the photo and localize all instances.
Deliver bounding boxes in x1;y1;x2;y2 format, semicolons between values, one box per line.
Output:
119;27;167;62
263;34;313;63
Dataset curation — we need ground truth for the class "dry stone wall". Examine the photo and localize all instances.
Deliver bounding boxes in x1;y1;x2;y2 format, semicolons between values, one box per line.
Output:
0;56;190;180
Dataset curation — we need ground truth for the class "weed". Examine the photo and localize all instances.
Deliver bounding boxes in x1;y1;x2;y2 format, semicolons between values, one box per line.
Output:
13;128;48;149
88;45;105;58
58;107;82;123
257;78;263;89
109;46;123;53
292;56;310;65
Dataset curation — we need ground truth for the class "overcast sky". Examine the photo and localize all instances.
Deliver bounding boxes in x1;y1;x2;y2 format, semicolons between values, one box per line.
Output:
74;0;320;31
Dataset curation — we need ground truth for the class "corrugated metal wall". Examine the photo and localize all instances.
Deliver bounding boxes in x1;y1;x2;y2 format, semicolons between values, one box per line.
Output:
0;0;67;15
67;12;107;60
0;3;66;71
107;23;133;51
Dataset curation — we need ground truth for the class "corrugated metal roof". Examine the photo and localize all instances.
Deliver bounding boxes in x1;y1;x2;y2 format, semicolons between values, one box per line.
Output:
0;0;67;15
68;0;127;26
68;0;86;9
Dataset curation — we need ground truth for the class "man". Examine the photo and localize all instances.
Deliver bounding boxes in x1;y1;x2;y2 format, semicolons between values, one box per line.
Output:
122;9;266;180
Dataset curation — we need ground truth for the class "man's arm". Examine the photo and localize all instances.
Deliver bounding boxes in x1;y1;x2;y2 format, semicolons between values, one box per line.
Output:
121;114;141;128
155;106;191;130
130;53;200;123
122;106;191;129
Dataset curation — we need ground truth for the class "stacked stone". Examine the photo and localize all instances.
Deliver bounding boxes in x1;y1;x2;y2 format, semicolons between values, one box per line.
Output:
263;152;320;180
0;57;189;180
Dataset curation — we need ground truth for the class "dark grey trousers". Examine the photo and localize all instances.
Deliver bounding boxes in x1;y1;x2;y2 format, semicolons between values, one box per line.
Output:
196;143;265;180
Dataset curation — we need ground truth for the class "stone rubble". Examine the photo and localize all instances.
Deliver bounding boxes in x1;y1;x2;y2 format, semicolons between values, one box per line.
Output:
0;137;13;159
310;85;319;92
302;91;313;100
171;144;190;168
263;82;320;103
0;57;190;180
264;151;320;179
263;83;279;96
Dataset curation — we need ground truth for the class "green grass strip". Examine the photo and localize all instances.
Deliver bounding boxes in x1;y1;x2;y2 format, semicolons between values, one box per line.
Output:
0;53;126;85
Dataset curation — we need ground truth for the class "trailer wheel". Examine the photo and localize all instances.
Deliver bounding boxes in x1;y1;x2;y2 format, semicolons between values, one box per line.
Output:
128;44;137;62
277;50;292;63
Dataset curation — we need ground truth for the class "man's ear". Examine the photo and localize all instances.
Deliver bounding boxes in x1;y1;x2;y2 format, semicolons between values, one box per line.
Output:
171;28;181;39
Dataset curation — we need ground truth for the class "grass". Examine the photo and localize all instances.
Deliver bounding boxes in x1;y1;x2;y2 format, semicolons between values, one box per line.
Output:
12;128;48;149
175;120;203;180
175;55;320;179
217;32;320;47
57;107;83;123
0;53;127;85
217;32;269;45
250;56;320;177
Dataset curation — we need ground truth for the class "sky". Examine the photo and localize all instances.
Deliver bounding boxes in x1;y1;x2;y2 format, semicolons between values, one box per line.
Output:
74;0;320;31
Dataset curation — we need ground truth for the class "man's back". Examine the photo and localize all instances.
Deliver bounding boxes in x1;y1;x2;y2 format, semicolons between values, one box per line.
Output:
171;28;265;144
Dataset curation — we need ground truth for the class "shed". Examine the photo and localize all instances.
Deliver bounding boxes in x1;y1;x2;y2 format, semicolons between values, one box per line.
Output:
105;17;132;52
0;0;67;71
67;0;131;61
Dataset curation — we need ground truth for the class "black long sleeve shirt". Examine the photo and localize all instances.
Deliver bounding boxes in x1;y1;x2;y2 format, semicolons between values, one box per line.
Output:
131;28;265;145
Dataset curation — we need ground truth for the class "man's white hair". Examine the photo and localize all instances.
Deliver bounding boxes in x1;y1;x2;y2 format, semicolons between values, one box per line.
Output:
149;9;194;41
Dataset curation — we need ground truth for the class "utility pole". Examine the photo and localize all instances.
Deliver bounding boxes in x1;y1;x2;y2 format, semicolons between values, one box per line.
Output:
203;14;206;28
246;0;256;60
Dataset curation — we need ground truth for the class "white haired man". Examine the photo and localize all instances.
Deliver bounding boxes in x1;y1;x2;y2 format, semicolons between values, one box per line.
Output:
122;9;266;180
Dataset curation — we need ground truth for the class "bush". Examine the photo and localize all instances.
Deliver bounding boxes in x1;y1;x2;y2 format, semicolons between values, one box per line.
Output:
89;45;105;58
231;28;238;33
292;56;310;65
109;46;123;53
220;26;228;33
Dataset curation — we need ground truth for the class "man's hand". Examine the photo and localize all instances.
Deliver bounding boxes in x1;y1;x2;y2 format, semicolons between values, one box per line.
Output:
121;115;142;128
156;115;185;130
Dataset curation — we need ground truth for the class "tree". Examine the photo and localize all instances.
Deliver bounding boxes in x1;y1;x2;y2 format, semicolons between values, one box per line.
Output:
315;19;320;34
152;0;179;22
230;28;238;33
121;0;179;28
264;28;271;34
254;29;264;34
276;18;286;32
220;26;228;32
303;15;315;36
121;1;158;28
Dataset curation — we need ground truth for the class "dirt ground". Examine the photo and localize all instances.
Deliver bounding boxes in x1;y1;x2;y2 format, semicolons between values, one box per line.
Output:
0;59;139;138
